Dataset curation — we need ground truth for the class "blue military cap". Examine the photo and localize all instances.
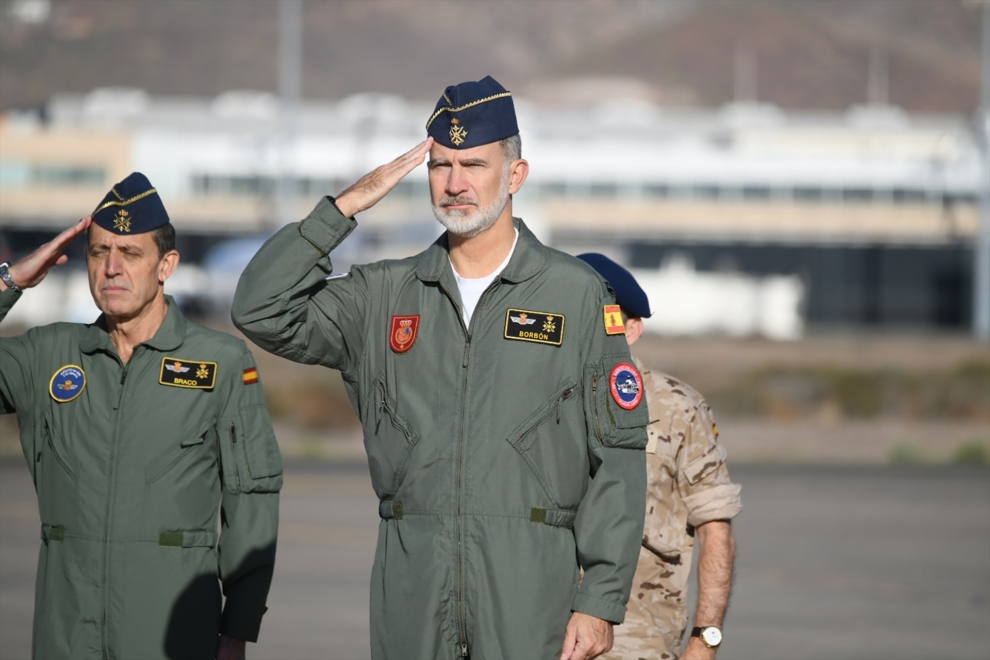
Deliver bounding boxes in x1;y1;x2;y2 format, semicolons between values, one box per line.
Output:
577;253;652;319
426;75;518;149
91;172;169;235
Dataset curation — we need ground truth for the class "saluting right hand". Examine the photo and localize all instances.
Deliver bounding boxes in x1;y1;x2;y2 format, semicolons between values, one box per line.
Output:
1;216;91;291
334;138;434;218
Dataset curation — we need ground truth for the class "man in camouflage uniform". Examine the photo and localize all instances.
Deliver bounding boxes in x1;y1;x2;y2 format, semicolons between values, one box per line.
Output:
578;254;741;660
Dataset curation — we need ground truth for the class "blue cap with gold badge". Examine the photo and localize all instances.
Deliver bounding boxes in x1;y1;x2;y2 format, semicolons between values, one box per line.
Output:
577;253;653;319
426;75;518;149
92;172;169;235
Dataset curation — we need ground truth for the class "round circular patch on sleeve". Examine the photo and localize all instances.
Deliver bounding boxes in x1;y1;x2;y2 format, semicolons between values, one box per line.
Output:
49;365;86;403
609;362;643;410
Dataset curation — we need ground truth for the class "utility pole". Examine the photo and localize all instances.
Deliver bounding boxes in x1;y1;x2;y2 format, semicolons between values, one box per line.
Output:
976;1;990;340
276;0;302;228
868;45;889;107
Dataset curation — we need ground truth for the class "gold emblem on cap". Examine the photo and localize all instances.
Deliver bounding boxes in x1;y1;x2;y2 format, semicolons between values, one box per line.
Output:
112;209;132;233
449;118;468;146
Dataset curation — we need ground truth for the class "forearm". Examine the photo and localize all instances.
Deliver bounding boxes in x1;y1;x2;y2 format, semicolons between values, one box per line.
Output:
572;446;647;623
231;198;356;360
218;491;279;642
694;520;735;626
0;287;22;323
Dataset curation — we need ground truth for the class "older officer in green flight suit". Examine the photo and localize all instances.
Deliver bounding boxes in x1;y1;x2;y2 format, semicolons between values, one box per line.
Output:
0;173;282;660
233;76;648;660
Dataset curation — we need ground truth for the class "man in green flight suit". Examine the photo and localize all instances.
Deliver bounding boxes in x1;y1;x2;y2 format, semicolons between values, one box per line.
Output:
232;76;648;660
0;173;282;660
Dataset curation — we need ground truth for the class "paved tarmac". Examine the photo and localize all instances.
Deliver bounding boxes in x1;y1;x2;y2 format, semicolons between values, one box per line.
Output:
2;459;988;660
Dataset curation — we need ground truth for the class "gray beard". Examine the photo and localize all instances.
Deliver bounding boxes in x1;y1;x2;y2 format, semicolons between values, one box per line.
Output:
432;177;510;239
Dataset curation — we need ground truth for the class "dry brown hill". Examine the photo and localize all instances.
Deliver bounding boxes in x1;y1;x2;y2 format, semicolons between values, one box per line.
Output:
0;0;982;112
552;0;983;112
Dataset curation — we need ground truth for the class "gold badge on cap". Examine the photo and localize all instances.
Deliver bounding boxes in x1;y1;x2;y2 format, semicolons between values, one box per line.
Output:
112;209;132;233
450;118;468;146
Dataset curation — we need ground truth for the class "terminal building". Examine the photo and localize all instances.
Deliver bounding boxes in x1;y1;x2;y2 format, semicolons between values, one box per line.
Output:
0;88;984;335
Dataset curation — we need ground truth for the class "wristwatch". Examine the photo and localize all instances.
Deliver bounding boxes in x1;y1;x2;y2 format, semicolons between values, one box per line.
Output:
691;626;723;648
0;262;21;292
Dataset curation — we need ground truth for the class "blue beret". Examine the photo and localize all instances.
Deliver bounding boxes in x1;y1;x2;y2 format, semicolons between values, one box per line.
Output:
92;172;169;235
426;75;518;149
577;253;652;319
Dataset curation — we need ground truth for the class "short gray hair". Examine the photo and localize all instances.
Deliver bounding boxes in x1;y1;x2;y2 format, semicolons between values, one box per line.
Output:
500;134;522;163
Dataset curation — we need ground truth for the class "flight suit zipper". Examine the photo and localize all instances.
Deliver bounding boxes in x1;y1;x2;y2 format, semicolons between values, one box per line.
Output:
102;361;129;659
229;424;242;491
438;276;500;659
592;372;604;443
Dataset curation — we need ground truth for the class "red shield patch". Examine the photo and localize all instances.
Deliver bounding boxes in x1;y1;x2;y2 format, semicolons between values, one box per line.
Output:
389;315;421;353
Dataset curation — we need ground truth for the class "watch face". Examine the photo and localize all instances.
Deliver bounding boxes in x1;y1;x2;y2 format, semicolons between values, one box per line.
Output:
701;627;722;647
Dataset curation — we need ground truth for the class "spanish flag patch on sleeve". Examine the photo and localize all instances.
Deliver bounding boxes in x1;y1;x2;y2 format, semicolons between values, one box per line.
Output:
242;367;259;385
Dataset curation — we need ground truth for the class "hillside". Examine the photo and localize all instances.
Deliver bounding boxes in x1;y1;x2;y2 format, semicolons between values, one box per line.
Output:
0;0;983;112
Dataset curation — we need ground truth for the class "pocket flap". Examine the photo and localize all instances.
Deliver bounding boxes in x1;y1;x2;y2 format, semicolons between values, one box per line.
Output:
180;424;214;448
683;444;728;486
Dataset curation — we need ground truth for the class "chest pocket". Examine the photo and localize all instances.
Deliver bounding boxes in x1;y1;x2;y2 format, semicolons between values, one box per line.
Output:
145;421;217;484
363;371;421;499
42;414;78;479
506;379;578;507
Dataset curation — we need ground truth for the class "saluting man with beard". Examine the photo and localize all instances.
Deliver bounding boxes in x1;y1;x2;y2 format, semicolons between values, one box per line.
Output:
232;76;649;660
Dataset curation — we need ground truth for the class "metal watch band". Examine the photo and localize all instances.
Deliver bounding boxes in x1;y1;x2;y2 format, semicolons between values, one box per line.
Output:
0;262;21;292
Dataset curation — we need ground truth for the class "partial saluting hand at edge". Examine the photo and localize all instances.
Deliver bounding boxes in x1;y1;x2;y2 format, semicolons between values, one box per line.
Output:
0;216;91;291
334;137;434;218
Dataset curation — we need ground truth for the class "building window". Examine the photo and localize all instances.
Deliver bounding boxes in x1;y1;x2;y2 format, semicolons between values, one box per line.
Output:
742;185;771;201
692;184;719;200
0;162;104;188
589;182;618;199
644;183;668;199
794;187;823;202
843;188;873;203
892;188;926;204
540;182;568;199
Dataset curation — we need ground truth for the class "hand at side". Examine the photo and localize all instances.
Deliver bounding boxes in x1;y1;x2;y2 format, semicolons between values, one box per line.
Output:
560;611;614;660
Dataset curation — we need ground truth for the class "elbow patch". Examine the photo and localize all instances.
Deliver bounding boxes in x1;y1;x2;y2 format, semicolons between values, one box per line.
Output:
220;405;283;494
584;355;649;449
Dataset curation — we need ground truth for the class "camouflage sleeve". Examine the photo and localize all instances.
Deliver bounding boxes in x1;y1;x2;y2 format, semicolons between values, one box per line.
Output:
676;401;742;528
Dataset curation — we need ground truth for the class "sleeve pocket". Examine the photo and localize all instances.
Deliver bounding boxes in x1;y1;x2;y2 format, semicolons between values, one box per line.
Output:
586;356;649;450
239;404;283;480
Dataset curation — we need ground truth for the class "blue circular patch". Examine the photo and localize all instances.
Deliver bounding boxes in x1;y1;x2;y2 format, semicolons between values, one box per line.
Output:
610;362;643;410
49;365;86;403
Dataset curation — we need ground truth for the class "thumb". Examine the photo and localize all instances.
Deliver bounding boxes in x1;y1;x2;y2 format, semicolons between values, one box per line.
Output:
560;621;578;660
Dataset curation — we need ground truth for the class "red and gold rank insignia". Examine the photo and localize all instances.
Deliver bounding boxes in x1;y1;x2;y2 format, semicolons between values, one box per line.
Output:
603;305;625;335
389;315;421;353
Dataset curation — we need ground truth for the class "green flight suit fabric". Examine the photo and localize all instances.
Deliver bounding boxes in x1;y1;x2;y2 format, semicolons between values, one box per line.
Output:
0;293;281;660
232;198;648;660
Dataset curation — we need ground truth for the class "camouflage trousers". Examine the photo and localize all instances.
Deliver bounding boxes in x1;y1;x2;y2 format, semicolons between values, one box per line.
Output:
602;546;687;660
